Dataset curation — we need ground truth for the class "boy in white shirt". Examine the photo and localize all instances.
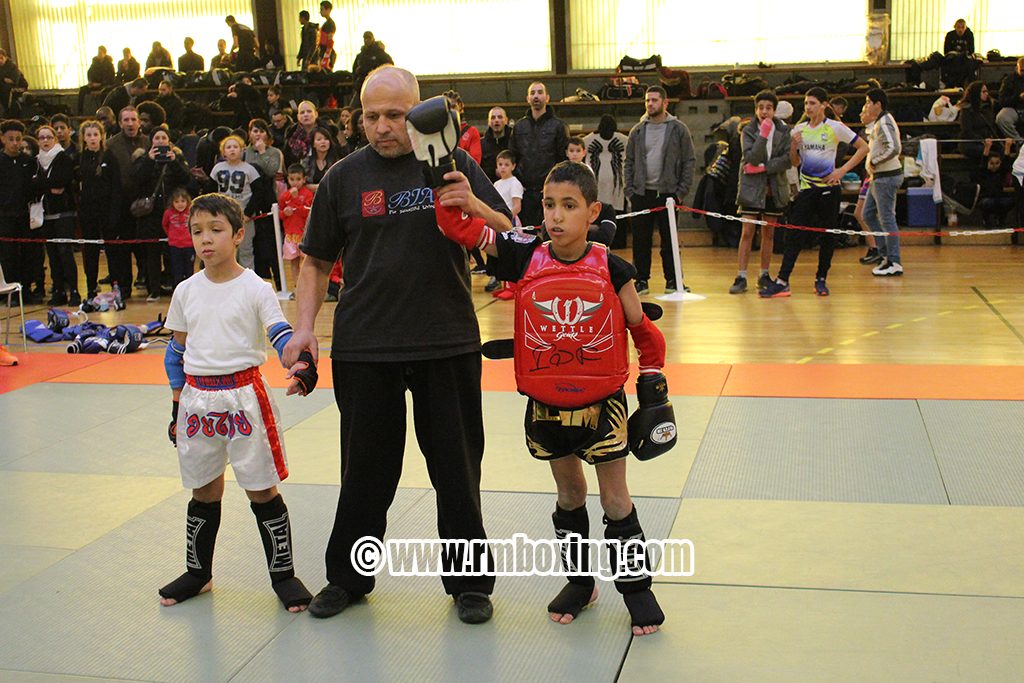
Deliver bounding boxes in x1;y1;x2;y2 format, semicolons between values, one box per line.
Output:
493;150;524;226
161;193;318;611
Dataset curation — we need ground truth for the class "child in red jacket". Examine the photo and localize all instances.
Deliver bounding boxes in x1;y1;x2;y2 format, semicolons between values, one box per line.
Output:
279;164;314;290
163;188;195;288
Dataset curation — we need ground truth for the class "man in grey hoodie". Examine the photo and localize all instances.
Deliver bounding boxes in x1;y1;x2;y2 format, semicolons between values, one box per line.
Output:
624;86;695;294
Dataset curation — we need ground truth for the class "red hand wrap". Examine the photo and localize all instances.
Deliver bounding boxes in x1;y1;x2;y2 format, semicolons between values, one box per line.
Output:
759;117;773;138
627;314;666;374
434;199;495;250
743;163;766;175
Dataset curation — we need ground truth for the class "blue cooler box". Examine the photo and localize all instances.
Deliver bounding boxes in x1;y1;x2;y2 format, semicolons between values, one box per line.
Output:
906;187;938;227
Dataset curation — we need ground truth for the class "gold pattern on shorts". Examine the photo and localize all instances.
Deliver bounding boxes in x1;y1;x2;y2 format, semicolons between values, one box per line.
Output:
584;396;627;460
532;402;600;429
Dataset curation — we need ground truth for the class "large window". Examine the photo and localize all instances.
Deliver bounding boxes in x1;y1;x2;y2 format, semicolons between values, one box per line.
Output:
10;0;252;90
569;0;869;70
276;0;551;77
890;0;1024;61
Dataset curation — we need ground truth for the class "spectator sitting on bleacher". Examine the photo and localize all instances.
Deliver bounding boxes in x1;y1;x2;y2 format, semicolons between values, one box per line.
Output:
958;81;1001;160
79;46;116;114
211;39;230;70
0;49;28;118
116;47;140;83
156;81;185;132
972;139;1016;227
261;43;285;70
102;78;148;119
145;42;173;70
266;85;284;120
942;19;978;88
828;97;848;122
221;76;263;130
995;58;1024;143
178;37;205;73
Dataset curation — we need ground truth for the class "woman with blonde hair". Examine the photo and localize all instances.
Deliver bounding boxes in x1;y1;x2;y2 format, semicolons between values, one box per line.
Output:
77;119;121;299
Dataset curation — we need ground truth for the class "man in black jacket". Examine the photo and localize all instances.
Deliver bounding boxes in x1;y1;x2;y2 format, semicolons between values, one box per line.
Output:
942;19;977;88
298;11;319;70
996;58;1024;142
480;106;512;181
350;31;393;107
156;80;186;132
178;37;205;72
145;42;173;70
79;46;116;114
102;78;148;119
0;120;41;303
508;81;568;227
116;48;140;83
0;50;28;118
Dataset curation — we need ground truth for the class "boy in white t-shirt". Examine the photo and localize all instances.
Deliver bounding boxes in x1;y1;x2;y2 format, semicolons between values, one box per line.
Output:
494;150;524;226
160;193;318;612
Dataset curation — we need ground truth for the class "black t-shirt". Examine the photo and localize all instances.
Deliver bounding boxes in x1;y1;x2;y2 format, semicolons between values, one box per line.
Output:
233;24;256;53
302;146;511;361
492;233;636;291
321;18;336;36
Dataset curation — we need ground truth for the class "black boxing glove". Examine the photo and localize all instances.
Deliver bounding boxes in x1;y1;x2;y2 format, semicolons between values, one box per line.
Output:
627;373;677;461
169;400;179;446
290;350;318;395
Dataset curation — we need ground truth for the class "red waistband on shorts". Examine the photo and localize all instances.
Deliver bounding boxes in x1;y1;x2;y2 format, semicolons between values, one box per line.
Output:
186;367;261;390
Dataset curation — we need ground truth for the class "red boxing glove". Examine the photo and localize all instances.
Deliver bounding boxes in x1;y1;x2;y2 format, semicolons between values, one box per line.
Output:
759;117;773;138
743;163;766;175
627;314;666;374
434;200;496;251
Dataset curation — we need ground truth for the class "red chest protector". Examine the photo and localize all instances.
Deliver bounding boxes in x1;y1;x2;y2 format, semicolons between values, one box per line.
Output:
514;243;629;409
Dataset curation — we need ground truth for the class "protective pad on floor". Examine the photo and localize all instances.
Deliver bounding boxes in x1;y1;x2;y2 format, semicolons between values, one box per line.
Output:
662;499;1024;597
919;400;1024;506
618;584;1024;683
234;491;679;683
0;485;430;682
682;397;948;504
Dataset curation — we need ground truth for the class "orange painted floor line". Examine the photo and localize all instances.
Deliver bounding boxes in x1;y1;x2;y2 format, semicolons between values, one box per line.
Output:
5;352;1023;401
0;353;113;394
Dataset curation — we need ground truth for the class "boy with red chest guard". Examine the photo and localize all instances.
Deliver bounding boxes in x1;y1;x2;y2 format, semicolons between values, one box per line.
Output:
435;160;677;636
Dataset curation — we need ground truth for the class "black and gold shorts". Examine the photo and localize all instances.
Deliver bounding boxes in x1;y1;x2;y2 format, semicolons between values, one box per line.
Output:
524;388;629;465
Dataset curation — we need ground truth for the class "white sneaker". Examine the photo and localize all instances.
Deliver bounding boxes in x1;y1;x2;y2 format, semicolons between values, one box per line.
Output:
872;260;904;276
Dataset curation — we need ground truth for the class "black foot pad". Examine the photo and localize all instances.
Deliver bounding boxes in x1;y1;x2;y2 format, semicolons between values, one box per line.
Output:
623;589;665;628
273;576;313;610
547;583;596;618
158;572;209;603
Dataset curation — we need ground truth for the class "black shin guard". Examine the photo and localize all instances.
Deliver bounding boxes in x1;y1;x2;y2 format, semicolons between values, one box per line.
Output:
159;498;221;602
552;504;594;588
604;506;652;595
606;506;664;628
548;504;596;617
251;494;296;583
251;494;312;609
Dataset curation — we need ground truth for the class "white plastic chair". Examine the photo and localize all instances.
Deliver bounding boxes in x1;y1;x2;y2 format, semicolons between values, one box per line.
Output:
0;262;27;352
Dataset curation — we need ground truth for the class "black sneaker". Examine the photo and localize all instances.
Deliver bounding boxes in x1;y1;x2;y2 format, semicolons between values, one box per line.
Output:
308;584;358;619
47;291;68;306
729;276;747;294
484;276;500;292
635;280;649;295
69;291;82;306
97;275;112;285
665;281;676;293
454;592;494;624
757;273;773;291
859;248;883;265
